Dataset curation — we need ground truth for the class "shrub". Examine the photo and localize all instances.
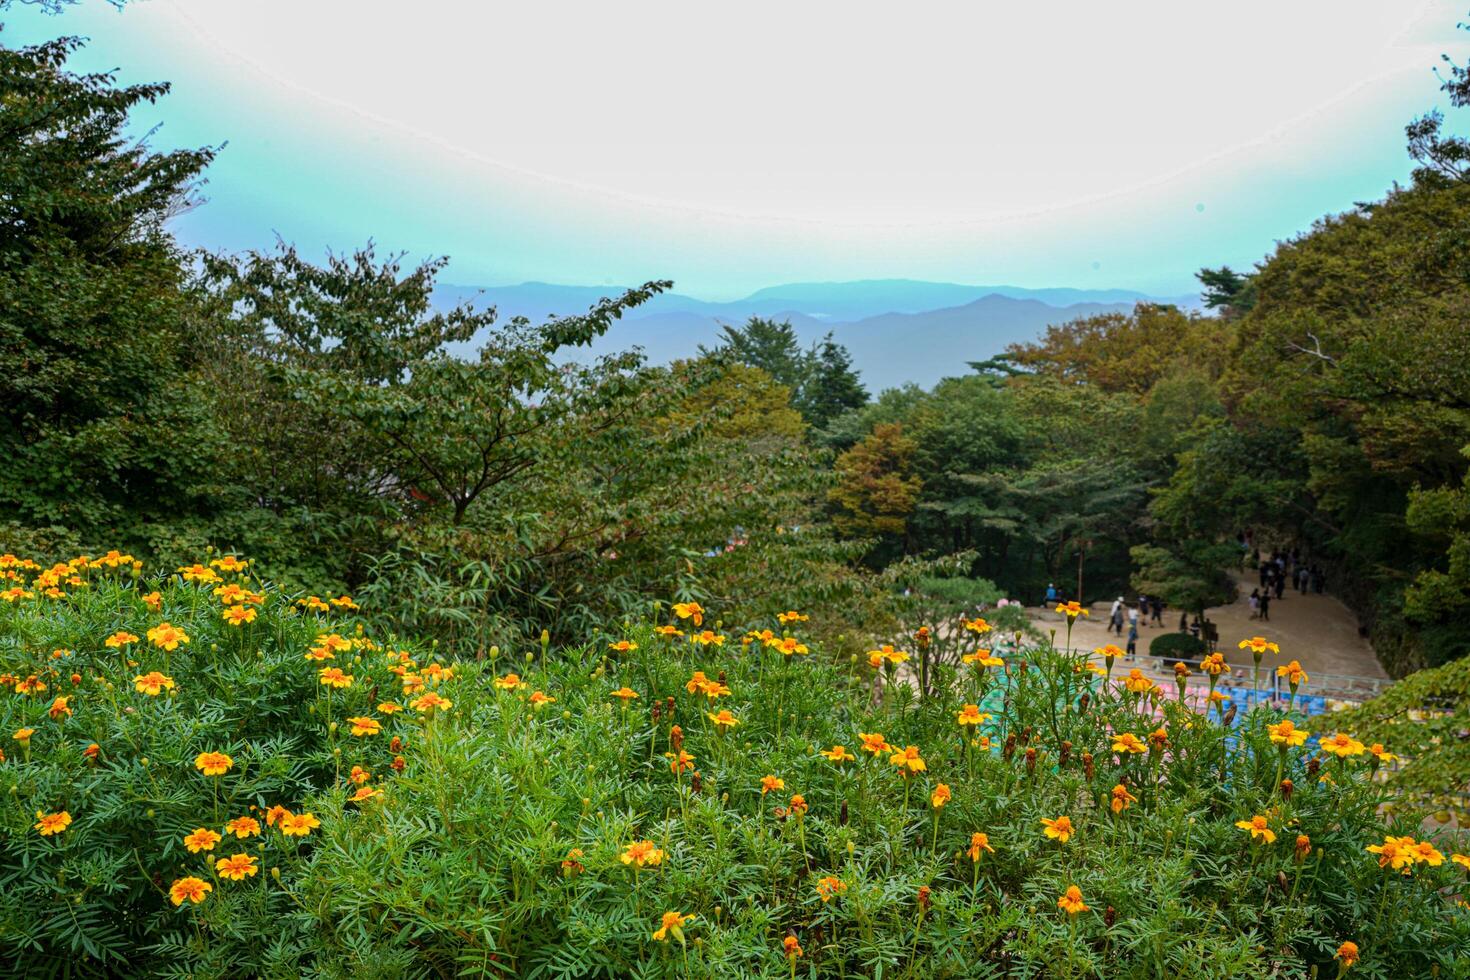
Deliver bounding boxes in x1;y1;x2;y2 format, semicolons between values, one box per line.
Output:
1149;631;1207;662
1;551;1467;976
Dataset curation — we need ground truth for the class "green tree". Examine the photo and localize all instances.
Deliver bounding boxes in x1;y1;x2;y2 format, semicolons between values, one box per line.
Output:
1195;266;1256;318
795;334;868;428
704;317;805;389
0;34;217;537
829;423;922;541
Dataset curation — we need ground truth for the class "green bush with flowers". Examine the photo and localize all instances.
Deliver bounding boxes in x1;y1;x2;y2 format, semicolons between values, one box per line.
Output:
1;552;1469;977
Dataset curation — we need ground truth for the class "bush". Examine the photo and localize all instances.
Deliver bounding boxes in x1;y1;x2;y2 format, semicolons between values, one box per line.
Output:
1149;631;1207;662
1;551;1467;976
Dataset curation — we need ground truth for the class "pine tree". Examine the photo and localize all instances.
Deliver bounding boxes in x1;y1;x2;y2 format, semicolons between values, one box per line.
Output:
796;334;868;428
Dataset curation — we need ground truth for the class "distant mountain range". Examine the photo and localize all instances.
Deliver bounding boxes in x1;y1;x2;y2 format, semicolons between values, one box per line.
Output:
431;279;1202;392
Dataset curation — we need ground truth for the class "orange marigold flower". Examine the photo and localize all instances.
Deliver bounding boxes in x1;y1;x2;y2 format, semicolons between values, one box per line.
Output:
761;775;785;795
493;673;524;691
1041;815;1075;843
1367;743;1396;764
706;709;739;733
529;690;556;709
194;751;233;777
47;696;71;720
210;555;249;573
967;831;994;861
1319;732;1366;758
821;745;855;763
701;682;732;700
620;840;665;867
146;622;190;651
346;716;380;737
1238;636;1279;656
690;630;726;647
183;828;222;853
608;640;637;652
12;727;34;743
867;645;909;667
329;595;359;610
857;731;890;755
1057;885;1088;915
777;610;808;624
410;691;452;713
1412;839;1445;866
1110;784;1138;814
222;605;257;626
317;666;354;689
225;816;261;838
1200;652;1228;675
963;617;992;634
169;876;212;905
350;786;382;803
104;631;139;648
1055;601;1087;618
1366;835;1417;872
278;812;321;837
1147;728;1168;751
1337;941;1359;969
962;650;1005;668
133;671;176;697
1121;669;1154;694
610;687;640;702
1235;814;1276;844
651;910;694;942
33;810;71;836
1268;720;1309;747
888;745;927;774
1294;834;1312;861
790;793;809;815
654;624;683;638
215;853;259;880
176;564;220;585
956;704;990;728
783;934;803;960
930;783;951;809
140;591;162;612
671;602;705;626
773;636;808;656
668;749;695;774
815;875;847;902
82;743;100;760
264;805;290;827
377;701;403;714
1276;659;1308;686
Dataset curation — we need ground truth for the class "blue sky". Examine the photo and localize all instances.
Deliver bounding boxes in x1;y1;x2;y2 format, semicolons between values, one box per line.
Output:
6;0;1466;299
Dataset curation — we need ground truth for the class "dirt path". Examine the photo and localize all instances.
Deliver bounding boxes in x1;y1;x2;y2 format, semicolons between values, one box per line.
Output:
1027;573;1387;681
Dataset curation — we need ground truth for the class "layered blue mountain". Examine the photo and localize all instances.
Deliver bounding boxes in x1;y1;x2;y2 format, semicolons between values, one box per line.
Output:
433;279;1200;391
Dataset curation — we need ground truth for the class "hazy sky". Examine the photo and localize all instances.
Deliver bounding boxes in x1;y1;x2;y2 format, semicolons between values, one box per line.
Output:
7;0;1466;298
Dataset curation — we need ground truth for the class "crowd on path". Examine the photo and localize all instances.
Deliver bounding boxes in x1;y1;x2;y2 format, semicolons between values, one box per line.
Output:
1246;545;1325;622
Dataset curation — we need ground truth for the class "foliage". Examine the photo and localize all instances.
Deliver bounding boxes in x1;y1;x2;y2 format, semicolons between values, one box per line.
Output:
706;318;869;429
1147;631;1206;662
828;423;923;541
1129;541;1237;619
3;553;1467;976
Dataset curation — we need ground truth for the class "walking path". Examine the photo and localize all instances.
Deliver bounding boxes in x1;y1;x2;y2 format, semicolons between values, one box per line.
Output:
1028;572;1388;683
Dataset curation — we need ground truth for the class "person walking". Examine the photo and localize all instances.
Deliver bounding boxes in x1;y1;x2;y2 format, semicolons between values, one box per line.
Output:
1149;595;1164;626
1126;621;1138;660
1109;596;1124;636
1273;571;1285;601
1248;589;1260;620
1259;590;1271;622
1045;582;1058;606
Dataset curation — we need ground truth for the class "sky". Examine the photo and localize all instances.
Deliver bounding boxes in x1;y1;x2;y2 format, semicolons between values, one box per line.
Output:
6;0;1467;299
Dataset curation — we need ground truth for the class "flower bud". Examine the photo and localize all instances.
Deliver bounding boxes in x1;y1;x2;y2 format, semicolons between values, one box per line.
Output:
1059;740;1072;767
1104;906;1116;928
1280;778;1294;801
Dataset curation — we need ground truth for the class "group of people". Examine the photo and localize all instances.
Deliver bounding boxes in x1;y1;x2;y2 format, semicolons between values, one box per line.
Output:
1247;547;1325;621
1107;593;1163;658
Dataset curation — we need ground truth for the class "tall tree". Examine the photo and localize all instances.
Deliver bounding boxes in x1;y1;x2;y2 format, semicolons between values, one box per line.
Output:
796;334;868;428
0;34;216;535
704;317;805;389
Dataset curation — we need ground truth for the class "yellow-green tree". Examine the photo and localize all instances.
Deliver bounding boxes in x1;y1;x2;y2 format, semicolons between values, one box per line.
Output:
829;423;922;540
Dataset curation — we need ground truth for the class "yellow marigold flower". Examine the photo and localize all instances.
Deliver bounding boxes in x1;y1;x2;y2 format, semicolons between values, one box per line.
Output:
620;840;665;867
857;731;890;755
213;582;250;604
0;587;33;602
14;674;46;695
346;716;380;737
146;622;190;651
1057;885;1088;915
777;610;808;624
652;910;694;942
47;696;70;720
783;935;803;960
706;709;739;732
821;745;854;763
13;727;34;743
529;690;556;709
222;605;257;626
956;704;991;728
668;749;695;774
773;636;808;656
349;765;372;785
378;701;403;714
140;591;162;612
350;786;382;803
1235;814;1276;843
888;745;926;774
215;853;259;881
278;812;321;837
493;673;524;691
34;810;71;836
1337;941;1359;970
1268;720;1309;746
210;555;249;573
1276;659;1308;686
1147;727;1169;751
684;671;711;695
1367;743;1396;764
194;751;233;777
329;595;359;610
1110;784;1138;814
104;631;140;648
176;564;220;585
1238;636;1279;655
1319;732;1366;758
967;831;994;861
1200;652;1228;675
671;601;705;626
702;682;732;700
610;687;639;702
1452;853;1470;870
654;624;683;638
1121;669;1154;694
790;793;808;815
1055;601;1087;618
169;876;212;905
264;805;290;828
297;595;330;613
133;671;176;697
816;875;847;902
867;645;908;667
410;691;452;713
317;666;354;689
608;640;638;652
930;783;951;809
1207;691;1230;706
1173;661;1192;678
963;617;992;634
225;816;261;838
1366;835;1417;872
761;775;785;795
1041;815;1074;843
961;650;1005;668
1111;732;1146;754
1094;643;1124;660
183;828;221;853
690;630;725;647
